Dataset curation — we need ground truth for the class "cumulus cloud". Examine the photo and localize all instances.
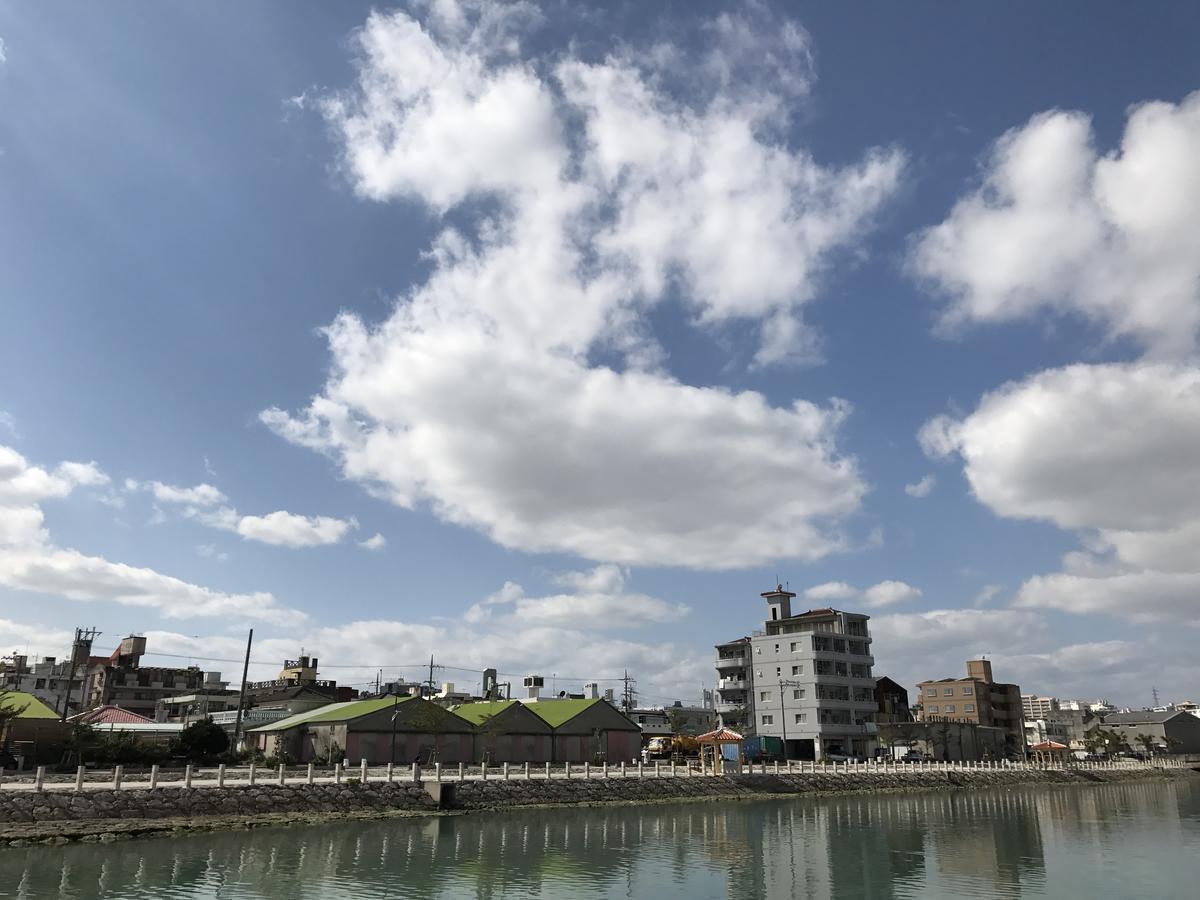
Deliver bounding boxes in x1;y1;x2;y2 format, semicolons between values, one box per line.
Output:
903;474;935;498
128;478;356;548
464;564;689;629
911;91;1200;357
804;578;922;608
263;1;903;570
870;607;1194;704
359;532;387;551
922;362;1200;622
0;444;299;623
235;511;357;548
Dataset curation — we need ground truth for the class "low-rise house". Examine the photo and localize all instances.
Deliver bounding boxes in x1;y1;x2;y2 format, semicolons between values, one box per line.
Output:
1;691;70;765
875;677;912;724
155;691;240;724
68;705;154;726
249;696;475;764
629;707;671;738
1102;710;1200;754
453;700;553;762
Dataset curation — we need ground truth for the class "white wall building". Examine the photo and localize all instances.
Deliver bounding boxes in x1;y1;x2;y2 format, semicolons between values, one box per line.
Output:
715;586;878;759
1021;695;1060;720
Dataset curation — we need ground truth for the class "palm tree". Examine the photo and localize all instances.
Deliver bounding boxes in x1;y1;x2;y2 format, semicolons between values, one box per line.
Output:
1135;734;1156;758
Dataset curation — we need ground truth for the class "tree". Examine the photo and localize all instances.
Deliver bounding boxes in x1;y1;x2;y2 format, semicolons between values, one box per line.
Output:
666;707;688;736
1135;734;1156;757
174;718;229;762
0;689;21;741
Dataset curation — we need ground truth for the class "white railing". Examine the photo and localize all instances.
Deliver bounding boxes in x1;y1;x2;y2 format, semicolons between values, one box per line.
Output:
0;755;1188;794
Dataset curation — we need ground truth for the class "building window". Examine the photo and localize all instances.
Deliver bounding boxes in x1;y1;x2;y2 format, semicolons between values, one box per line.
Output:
790;642;799;652
776;667;781;677
761;715;774;726
928;705;939;713
755;646;761;654
794;713;807;724
943;687;954;696
774;644;779;653
944;705;955;714
756;671;763;678
926;688;937;697
962;686;973;695
759;691;771;702
792;665;803;676
964;704;975;712
793;689;805;700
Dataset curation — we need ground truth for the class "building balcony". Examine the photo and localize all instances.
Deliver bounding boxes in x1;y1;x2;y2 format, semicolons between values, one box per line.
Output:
718;679;749;691
715;654;747;670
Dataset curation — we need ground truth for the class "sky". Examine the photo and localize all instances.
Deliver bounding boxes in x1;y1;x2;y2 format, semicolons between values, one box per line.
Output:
1;1;1199;709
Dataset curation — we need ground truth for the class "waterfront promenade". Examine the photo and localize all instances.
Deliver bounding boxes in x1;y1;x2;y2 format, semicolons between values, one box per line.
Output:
1;755;1188;794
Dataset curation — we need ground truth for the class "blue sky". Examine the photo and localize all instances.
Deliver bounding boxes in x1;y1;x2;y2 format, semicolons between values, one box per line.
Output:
2;1;1198;706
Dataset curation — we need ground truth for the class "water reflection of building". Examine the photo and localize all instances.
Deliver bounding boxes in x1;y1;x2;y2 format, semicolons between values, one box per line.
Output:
6;783;1197;898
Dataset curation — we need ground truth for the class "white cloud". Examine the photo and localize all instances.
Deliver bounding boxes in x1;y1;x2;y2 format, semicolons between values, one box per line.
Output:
972;584;1003;607
196;543;229;562
359;532;387;551
911;91;1200;357
0;444;299;623
862;580;923;608
128;478;355;549
265;3;900;570
464;564;689;629
0;37;7;65
803;579;921;608
804;581;857;601
141;481;227;507
903;474;935;498
235;511;357;548
0;411;16;435
923;362;1200;622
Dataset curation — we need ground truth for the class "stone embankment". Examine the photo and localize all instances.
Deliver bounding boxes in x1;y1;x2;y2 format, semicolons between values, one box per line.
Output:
1;766;1194;846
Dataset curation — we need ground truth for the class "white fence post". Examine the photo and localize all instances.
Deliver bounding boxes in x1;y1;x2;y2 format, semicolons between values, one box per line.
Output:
545;761;551;780
503;762;510;781
670;760;676;778
481;762;488;781
113;765;123;790
437;762;444;782
412;763;420;783
184;764;193;789
148;765;159;790
602;762;608;779
523;762;529;780
335;764;342;785
654;761;660;778
361;759;369;783
278;764;286;785
306;763;313;785
248;763;256;786
75;766;86;792
34;766;45;792
218;763;226;788
584;762;590;780
459;762;466;781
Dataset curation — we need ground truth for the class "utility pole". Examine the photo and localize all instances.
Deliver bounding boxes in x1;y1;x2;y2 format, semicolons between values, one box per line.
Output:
621;670;638;713
426;654;436;699
60;627;99;722
232;629;253;750
778;680;804;760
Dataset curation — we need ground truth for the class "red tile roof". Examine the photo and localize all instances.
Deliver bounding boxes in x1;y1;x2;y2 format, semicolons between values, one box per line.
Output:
68;706;154;725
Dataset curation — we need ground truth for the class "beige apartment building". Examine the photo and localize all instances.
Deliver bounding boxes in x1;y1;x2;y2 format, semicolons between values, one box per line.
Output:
917;660;1024;754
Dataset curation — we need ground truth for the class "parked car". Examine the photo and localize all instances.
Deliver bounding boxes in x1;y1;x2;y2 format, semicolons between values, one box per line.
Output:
825;753;866;763
901;751;929;762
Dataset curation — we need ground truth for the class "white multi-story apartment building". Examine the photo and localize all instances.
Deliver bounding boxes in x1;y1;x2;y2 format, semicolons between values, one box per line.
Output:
1021;694;1060;720
715;585;878;759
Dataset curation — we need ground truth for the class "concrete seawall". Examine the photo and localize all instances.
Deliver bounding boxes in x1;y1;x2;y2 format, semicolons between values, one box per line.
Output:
2;767;1195;846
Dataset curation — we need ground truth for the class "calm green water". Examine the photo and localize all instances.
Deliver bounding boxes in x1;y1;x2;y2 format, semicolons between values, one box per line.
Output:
3;780;1199;899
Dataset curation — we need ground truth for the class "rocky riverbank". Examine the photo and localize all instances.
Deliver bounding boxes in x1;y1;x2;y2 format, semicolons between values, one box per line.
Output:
2;766;1195;847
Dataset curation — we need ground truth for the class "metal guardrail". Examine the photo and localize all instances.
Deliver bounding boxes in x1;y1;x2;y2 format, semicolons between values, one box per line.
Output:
0;756;1189;794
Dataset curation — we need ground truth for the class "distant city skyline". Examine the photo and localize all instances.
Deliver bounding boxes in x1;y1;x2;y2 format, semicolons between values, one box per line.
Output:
1;2;1198;707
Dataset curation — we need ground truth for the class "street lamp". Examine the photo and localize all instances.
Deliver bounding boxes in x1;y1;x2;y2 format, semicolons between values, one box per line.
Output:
390;693;400;765
778;680;805;760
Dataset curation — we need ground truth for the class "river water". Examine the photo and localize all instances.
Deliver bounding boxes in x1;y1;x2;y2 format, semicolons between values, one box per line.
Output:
2;780;1198;898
